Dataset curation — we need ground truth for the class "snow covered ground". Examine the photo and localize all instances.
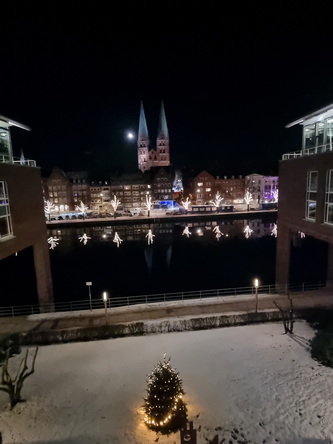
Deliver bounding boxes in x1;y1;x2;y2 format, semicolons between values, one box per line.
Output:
0;320;332;444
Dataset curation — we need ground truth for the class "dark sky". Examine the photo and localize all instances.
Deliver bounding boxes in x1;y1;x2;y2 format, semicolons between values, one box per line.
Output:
2;3;333;177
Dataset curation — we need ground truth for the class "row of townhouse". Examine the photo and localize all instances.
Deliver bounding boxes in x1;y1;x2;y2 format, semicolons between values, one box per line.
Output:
185;170;279;205
42;166;279;213
42;166;174;213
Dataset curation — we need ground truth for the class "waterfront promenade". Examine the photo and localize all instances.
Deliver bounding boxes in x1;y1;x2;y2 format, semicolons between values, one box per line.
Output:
1;288;332;341
46;207;277;226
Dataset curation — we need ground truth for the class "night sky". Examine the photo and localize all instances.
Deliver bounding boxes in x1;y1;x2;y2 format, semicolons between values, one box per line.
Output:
2;4;333;178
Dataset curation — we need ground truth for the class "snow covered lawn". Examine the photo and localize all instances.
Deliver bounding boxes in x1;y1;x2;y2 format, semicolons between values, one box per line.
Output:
1;320;333;443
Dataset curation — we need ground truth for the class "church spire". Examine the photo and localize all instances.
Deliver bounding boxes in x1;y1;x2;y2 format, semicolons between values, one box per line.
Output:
138;101;149;139
158;101;168;138
137;101;150;172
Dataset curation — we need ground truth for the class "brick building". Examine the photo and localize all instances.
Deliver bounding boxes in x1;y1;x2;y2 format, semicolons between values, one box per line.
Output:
276;103;333;287
0;115;53;308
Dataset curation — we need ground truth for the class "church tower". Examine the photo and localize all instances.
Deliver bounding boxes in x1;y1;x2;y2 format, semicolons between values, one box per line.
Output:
137;101;150;172
156;101;170;167
137;101;170;172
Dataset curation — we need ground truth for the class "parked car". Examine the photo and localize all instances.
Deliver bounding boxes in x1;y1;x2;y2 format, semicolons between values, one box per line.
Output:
165;209;181;215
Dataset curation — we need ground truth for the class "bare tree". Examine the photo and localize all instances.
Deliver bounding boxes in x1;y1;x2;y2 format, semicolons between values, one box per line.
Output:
75;200;89;219
111;194;121;219
144;194;152;217
244;190;253;212
0;346;39;409
273;293;294;334
44;200;55;222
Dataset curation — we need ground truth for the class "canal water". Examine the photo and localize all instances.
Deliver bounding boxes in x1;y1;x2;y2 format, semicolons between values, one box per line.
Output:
1;213;328;306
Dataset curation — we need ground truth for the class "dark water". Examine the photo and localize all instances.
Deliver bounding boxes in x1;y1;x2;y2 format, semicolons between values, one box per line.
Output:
0;214;328;306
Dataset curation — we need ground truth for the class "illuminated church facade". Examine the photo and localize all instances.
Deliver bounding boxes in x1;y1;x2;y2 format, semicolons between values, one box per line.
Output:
137;101;170;172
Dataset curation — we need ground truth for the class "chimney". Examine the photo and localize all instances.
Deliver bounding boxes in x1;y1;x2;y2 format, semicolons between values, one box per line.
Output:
224;175;227;179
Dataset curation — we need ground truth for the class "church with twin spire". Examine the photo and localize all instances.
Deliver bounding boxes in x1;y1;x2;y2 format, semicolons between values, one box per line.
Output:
137;101;170;172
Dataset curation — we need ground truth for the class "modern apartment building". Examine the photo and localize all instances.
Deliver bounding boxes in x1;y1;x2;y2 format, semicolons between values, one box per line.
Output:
276;103;333;287
0;115;53;307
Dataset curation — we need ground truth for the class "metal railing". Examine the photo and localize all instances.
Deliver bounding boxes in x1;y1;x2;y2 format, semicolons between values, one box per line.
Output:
0;155;36;166
0;280;328;318
282;143;333;160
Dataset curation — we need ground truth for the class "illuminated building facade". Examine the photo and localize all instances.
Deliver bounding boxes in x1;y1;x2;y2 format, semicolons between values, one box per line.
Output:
137;101;170;172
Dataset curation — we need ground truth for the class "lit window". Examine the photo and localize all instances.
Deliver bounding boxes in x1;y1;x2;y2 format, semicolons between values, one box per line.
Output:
325;170;333;224
206;188;211;192
306;171;318;220
197;182;203;187
0;181;13;240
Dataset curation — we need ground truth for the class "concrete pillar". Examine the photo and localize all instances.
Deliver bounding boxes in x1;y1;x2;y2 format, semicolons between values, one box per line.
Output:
275;222;291;293
33;239;54;311
326;242;333;285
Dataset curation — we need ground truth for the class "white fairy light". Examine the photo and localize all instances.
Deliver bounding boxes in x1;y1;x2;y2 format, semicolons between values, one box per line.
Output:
210;191;224;208
47;236;59;249
244;225;253;238
146;229;155;245
44;200;56;221
144;194;153;215
213;225;222;240
111;194;121;214
182;226;192;238
181;196;191;211
271;223;278;237
113;232;123;247
78;233;91;245
244;190;253;207
75;200;89;215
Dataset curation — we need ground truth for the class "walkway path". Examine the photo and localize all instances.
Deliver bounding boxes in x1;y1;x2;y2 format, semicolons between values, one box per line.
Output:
0;289;332;338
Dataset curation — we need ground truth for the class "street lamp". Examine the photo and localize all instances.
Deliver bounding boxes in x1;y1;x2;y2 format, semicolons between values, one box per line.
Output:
102;291;108;325
254;278;259;313
86;281;92;311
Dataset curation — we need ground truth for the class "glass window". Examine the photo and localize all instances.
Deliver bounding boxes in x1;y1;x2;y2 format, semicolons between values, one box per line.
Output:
326;118;333;148
0;181;13;240
325;170;333;224
0;128;11;162
306;171;318;220
304;124;315;149
316;122;324;147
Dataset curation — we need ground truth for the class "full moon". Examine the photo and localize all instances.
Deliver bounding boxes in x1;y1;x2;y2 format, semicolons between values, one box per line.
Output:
127;132;134;140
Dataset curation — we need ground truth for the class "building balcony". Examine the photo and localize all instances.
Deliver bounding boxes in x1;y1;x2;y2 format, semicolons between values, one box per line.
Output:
282;143;333;160
0;155;36;167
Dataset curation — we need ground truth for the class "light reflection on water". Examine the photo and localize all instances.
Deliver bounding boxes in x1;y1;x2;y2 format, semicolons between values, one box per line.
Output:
46;216;278;302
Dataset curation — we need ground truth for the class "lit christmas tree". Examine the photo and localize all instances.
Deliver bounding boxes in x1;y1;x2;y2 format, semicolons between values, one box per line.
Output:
143;354;187;435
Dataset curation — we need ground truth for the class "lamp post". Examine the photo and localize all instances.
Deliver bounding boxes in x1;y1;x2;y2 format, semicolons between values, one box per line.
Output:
254;278;259;313
102;291;108;325
86;281;92;311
